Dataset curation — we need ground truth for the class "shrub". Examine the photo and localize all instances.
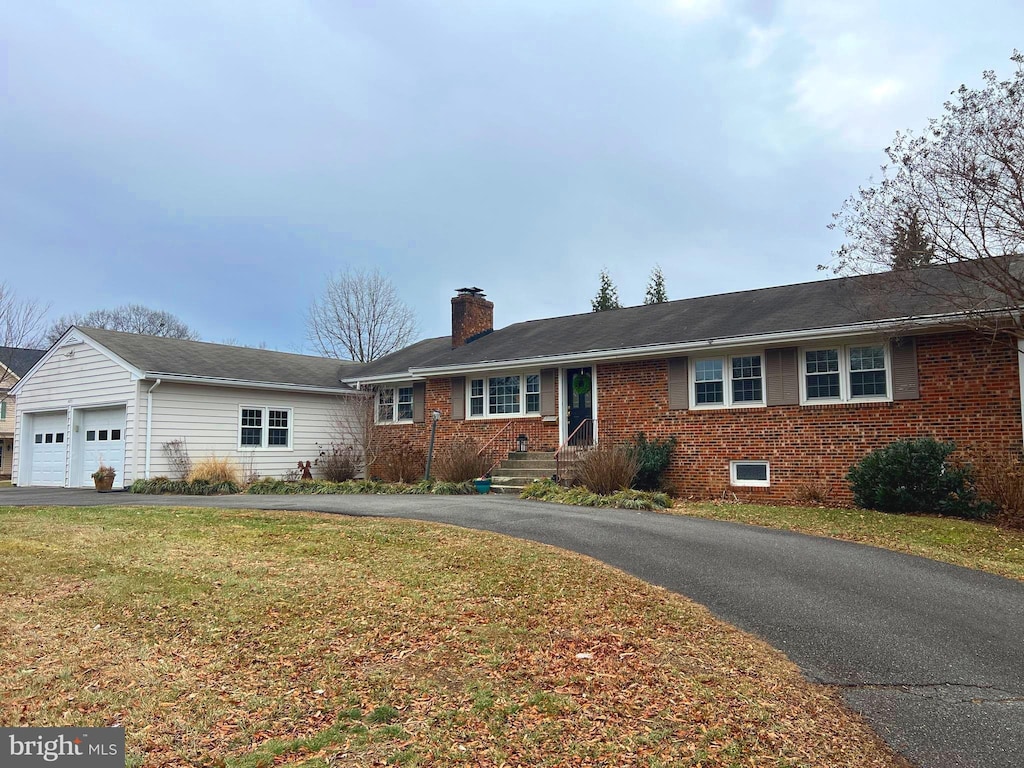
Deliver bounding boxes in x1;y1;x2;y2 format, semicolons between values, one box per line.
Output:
315;442;359;482
966;448;1024;529
374;444;426;483
186;455;242;485
434;437;490;482
574;443;639;495
626;432;676;491
130;478;240;495
847;438;992;519
244;477;474;495
520;479;671;510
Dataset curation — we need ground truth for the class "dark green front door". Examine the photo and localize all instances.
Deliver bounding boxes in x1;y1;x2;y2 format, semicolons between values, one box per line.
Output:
566;367;594;444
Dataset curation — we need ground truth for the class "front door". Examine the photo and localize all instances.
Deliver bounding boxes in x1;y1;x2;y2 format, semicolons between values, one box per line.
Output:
565;366;594;445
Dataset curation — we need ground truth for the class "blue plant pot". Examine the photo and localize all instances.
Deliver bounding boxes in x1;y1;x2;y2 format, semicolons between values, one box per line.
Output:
473;479;492;494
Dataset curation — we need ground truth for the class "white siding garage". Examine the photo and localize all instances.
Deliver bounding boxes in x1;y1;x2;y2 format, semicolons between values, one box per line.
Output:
24;411;69;486
11;327;364;487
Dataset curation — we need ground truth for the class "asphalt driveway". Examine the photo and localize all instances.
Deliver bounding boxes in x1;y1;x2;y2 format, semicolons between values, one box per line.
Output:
2;487;1022;768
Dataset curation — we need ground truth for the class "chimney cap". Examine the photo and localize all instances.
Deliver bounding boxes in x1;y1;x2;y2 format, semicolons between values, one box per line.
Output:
455;286;486;297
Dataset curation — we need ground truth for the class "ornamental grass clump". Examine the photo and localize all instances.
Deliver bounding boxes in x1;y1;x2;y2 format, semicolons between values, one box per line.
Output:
187;455;242;485
575;443;638;495
433;437;491;482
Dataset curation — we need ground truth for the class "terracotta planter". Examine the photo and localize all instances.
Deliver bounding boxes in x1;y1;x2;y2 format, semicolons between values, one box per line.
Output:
93;475;115;492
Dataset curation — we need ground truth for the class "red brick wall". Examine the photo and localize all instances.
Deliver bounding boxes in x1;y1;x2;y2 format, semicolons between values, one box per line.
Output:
597;332;1022;503
373;377;561;476
370;332;1021;502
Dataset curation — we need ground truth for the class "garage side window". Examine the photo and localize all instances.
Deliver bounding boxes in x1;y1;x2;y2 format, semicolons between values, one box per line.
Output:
239;406;292;449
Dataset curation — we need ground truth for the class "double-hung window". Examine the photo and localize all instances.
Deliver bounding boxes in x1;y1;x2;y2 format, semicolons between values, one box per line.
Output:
377;385;414;423
239;406;292;449
802;344;889;403
692;354;764;408
468;373;542;418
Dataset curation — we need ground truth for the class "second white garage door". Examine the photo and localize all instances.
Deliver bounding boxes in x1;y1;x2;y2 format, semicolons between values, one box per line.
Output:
77;407;126;487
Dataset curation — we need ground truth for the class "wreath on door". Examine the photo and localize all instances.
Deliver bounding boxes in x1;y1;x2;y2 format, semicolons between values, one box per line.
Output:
572;373;592;396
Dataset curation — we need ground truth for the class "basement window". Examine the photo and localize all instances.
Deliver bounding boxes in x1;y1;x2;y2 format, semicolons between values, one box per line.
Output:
730;460;770;487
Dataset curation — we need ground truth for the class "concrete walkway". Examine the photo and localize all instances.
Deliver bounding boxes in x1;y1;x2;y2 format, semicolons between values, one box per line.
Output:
3;487;1022;768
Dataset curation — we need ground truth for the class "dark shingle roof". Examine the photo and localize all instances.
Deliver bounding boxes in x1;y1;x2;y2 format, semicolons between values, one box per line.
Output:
78;327;361;390
348;261;1017;379
0;346;46;380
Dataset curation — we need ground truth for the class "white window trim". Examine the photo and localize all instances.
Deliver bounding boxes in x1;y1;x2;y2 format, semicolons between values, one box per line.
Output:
799;342;893;406
466;371;543;419
689;351;767;410
730;460;770;487
238;405;294;450
375;384;415;424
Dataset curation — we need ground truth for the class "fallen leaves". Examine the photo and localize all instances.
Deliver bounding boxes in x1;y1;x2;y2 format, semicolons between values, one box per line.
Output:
0;505;910;767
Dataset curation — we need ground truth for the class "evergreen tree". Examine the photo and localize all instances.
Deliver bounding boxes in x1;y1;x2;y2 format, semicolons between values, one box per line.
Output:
591;269;622;311
644;265;668;304
889;209;935;270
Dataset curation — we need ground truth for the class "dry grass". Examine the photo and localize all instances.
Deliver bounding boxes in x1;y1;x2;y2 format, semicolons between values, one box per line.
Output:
0;505;909;767
374;444;425;483
187;455;242;485
966;448;1024;529
433;437;490;482
575;443;638;495
671;501;1024;581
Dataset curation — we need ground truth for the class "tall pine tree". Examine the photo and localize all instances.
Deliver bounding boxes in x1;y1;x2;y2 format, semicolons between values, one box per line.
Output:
644;265;668;304
889;209;935;270
591;269;622;311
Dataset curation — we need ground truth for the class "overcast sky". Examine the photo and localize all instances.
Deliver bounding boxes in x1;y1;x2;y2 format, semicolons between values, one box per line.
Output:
2;1;1022;352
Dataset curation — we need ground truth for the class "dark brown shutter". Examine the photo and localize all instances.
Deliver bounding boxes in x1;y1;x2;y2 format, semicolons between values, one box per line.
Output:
668;357;689;409
891;337;920;401
412;382;426;423
540;368;557;417
765;347;799;406
450;377;466;420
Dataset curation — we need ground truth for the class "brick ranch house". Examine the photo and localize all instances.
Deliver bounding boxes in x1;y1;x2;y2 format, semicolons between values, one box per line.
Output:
345;265;1024;502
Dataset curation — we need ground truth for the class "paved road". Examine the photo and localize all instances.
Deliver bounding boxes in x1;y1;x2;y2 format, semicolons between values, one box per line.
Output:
3;487;1022;768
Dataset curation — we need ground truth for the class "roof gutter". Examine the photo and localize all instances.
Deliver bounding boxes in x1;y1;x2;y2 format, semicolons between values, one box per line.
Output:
141;372;365;396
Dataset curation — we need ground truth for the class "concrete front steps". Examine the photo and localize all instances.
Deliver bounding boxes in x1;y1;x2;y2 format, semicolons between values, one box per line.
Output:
489;451;557;494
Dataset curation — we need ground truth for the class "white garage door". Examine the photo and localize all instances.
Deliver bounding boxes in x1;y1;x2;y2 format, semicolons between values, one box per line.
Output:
78;407;126;487
28;412;68;486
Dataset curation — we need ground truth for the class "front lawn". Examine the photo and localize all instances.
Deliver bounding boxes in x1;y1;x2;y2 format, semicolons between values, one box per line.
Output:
0;505;905;767
673;502;1024;581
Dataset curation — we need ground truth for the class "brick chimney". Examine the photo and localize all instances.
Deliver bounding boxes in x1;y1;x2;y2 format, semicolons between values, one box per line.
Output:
451;287;493;348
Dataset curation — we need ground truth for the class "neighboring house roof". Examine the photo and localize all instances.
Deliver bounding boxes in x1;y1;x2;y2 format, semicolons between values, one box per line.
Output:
0;346;46;382
348;260;1019;381
74;327;363;392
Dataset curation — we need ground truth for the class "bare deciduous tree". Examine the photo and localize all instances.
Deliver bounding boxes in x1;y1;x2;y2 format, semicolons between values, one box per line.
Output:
1;283;47;397
827;51;1024;338
45;304;200;346
306;267;418;362
330;393;381;479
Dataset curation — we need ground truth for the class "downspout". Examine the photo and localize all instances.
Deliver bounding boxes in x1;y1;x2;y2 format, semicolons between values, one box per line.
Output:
145;379;162;479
